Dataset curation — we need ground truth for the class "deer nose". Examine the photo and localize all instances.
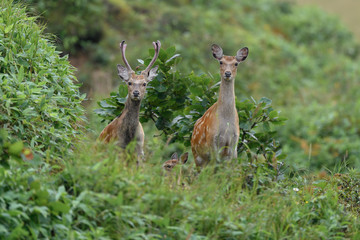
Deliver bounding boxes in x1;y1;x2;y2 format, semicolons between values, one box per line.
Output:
225;71;231;77
133;90;140;97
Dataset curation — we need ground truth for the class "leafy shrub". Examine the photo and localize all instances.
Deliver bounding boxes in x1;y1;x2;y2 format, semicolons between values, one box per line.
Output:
2;136;359;239
0;0;85;161
39;141;360;239
0;158;109;239
95;45;287;164
0;129;30;168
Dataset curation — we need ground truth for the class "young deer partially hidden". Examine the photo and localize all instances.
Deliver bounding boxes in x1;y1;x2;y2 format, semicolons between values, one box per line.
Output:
191;44;249;167
163;152;189;187
99;40;161;160
162;152;189;172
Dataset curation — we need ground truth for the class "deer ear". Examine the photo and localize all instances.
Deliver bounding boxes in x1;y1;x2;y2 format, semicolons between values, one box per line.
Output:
117;64;130;82
211;44;223;60
170;152;178;160
147;65;158;82
236;47;249;62
180;152;188;164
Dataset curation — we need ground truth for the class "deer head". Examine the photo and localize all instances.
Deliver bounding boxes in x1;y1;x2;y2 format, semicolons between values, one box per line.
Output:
211;44;248;81
117;40;161;101
162;152;189;172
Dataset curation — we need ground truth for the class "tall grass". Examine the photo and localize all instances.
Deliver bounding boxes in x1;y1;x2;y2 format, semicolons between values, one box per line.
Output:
43;137;359;239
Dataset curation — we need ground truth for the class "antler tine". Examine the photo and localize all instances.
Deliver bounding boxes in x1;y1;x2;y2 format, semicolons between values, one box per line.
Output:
120;40;133;72
142;40;161;74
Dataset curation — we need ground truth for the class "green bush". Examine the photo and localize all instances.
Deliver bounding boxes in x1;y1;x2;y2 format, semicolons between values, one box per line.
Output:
34;141;360;239
0;0;85;161
0;129;28;168
2;134;360;239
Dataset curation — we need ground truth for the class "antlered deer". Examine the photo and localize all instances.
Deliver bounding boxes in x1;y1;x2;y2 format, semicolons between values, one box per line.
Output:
191;44;249;167
99;40;161;160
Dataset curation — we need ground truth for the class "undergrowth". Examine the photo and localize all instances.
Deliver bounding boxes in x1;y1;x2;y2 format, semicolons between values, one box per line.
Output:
2;136;360;239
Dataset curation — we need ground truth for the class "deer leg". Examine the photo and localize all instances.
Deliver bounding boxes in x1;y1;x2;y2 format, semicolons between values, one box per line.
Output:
213;134;221;162
135;122;145;165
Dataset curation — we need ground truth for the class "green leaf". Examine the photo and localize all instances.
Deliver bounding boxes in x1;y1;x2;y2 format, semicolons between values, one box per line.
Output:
166;46;176;56
4;24;13;33
259;97;272;105
158;49;167;62
0;224;8;234
189;85;202;95
155;85;167;92
239;122;251;131
165;54;181;64
32;206;49;218
49;201;71;214
99;100;117;109
263;121;271;132
8;141;23;155
268;110;278;119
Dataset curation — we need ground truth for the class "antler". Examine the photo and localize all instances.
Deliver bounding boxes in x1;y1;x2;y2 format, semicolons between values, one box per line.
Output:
120;40;134;73
142;40;161;75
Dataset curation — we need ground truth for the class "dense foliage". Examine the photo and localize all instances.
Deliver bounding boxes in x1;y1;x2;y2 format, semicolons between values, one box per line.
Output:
2;136;360;239
0;1;85;161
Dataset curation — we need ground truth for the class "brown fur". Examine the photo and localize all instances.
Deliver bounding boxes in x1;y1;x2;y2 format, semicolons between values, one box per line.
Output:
98;40;161;160
163;152;189;171
191;44;248;167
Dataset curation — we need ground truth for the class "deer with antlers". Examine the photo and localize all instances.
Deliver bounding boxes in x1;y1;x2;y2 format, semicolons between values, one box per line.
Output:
99;40;161;160
191;44;249;167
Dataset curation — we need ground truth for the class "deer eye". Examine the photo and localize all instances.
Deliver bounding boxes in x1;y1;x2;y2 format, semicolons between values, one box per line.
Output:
143;83;146;87
219;61;223;65
235;63;238;66
128;82;132;86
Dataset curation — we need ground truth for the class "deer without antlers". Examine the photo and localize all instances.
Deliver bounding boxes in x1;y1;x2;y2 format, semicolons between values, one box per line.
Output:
191;44;249;167
163;152;189;187
162;152;189;172
98;40;161;160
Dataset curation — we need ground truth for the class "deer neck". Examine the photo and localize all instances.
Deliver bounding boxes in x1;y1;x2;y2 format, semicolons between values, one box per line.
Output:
122;96;141;125
217;78;236;117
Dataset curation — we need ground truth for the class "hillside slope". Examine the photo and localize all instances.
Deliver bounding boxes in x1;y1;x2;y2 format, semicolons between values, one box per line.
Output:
298;0;360;39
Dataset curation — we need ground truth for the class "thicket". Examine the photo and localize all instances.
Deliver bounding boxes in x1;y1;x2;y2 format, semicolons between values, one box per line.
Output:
0;1;85;161
2;134;360;239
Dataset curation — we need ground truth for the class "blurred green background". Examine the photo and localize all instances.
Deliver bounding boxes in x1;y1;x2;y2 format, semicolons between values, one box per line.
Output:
299;0;360;39
24;0;360;171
